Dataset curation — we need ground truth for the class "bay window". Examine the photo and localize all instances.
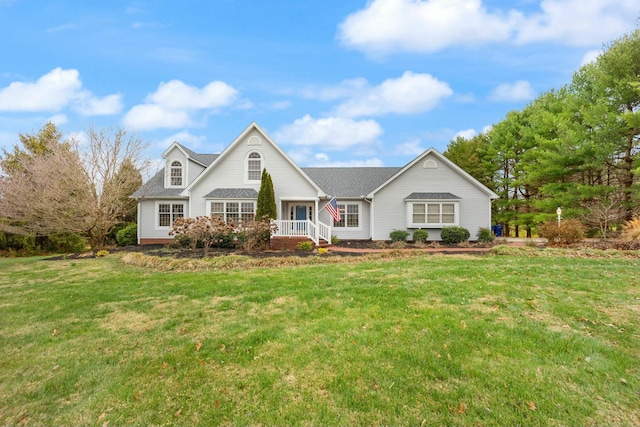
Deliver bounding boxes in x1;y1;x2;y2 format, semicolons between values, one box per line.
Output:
407;202;458;228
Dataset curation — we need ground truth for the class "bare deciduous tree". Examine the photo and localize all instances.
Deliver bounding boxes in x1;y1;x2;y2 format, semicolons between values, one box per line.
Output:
0;123;147;249
77;126;146;249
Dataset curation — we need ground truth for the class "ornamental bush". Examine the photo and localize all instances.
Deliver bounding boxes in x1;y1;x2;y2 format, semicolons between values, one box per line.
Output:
539;219;585;246
296;241;314;251
389;230;410;242
412;229;429;243
116;223;138;246
476;227;494;243
622;217;640;240
441;226;470;244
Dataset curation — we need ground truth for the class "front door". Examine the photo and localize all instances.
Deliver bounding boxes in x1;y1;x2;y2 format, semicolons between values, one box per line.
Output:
295;205;307;221
295;205;307;233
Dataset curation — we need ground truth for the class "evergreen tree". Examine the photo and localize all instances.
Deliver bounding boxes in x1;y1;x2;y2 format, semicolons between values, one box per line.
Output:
256;169;277;220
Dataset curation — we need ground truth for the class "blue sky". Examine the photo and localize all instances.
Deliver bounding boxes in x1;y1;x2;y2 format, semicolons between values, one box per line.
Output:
0;0;638;170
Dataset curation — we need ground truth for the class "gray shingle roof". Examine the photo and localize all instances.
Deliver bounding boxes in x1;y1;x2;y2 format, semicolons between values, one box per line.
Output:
132;149;220;198
302;167;401;198
131;169;185;198
177;144;219;166
404;192;461;200
204;188;259;199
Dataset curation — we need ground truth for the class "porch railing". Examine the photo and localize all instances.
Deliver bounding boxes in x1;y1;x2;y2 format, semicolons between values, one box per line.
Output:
272;220;331;245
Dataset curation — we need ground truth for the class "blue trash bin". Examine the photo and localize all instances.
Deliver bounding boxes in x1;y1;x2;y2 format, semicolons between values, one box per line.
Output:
492;225;503;237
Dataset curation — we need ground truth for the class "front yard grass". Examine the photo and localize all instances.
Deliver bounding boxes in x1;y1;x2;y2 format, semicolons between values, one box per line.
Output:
0;252;638;426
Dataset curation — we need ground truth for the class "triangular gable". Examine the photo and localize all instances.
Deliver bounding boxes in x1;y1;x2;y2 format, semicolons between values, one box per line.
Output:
162;142;209;168
181;122;325;197
367;148;499;199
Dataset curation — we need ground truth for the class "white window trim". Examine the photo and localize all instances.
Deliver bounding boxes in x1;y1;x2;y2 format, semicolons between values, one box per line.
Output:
406;201;459;228
245;151;263;184
164;159;187;188
155;201;186;230
332;201;362;230
206;200;257;223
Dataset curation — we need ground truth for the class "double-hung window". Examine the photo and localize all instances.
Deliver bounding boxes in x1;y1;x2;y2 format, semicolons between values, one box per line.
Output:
210;201;256;223
170;161;183;186
157;202;185;228
333;202;360;229
246;152;262;182
408;202;458;228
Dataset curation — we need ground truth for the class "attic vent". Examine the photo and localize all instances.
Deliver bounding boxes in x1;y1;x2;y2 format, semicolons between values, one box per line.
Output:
248;136;262;146
423;159;437;169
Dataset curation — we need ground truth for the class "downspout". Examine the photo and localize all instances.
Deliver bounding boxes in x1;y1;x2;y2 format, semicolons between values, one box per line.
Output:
363;196;373;240
137;198;141;245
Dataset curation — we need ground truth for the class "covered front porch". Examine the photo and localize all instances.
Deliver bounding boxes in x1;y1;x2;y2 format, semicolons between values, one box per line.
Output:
272;199;331;245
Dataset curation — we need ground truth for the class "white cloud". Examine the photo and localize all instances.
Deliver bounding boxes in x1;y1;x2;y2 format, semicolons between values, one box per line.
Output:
335;72;453;117
0;68;81;112
0;68;122;116
76;93;123;116
481;125;493;134
580;49;602;66
488;80;535;102
338;0;519;55
315;153;329;162
274;115;383;151
338;0;638;55
124;104;192;130
147;80;237;110
454;128;478;139
516;0;639;46
124;79;239;130
47;114;68;125
396;139;425;156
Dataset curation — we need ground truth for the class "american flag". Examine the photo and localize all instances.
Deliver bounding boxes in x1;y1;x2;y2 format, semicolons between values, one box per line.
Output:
325;198;341;222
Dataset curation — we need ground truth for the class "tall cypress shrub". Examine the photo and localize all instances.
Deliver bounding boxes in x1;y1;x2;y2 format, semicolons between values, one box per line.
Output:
256;169;277;220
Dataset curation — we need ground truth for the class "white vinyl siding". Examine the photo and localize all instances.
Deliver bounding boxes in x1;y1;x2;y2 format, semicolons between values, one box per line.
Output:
372;152;493;241
407;202;458;228
188;129;320;219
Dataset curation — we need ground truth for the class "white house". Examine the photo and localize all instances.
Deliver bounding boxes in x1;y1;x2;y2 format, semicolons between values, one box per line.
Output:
132;122;498;245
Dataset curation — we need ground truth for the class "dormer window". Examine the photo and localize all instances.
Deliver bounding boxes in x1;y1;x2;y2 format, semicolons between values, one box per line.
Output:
170;161;183;186
247;152;262;181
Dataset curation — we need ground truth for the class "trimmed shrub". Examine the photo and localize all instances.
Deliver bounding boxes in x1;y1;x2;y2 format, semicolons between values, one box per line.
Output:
390;229;410;242
116;223;138;246
538;219;586;246
476;227;494;243
441;226;470;244
412;229;429;243
296;241;314;251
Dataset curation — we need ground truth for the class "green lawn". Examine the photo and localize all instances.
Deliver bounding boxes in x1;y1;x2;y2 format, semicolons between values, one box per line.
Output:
0;252;638;426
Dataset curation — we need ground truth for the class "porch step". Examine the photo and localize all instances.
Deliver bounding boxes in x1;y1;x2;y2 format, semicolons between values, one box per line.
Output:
316;239;331;248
